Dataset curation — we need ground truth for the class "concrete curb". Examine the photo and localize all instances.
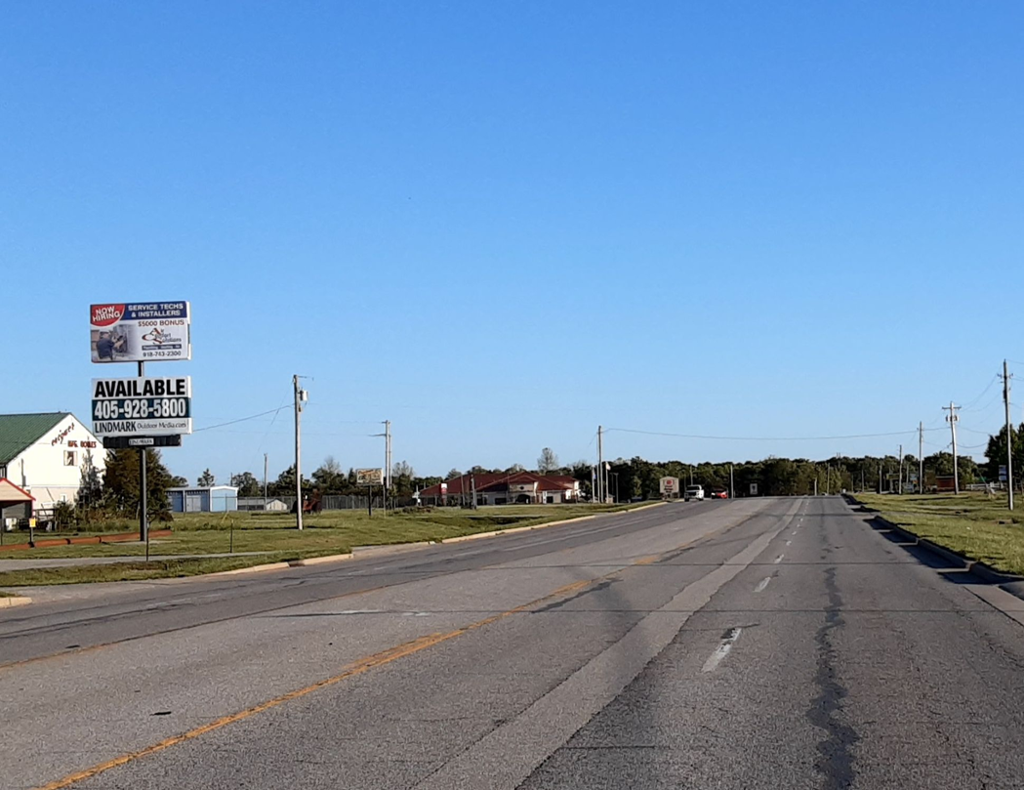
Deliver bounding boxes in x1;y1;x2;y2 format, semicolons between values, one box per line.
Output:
293;553;354;567
441;517;596;544
0;596;32;608
204;552;356;578
853;502;1024;591
351;542;433;557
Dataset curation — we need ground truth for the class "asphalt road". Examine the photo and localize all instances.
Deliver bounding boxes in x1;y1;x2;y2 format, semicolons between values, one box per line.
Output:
3;497;1024;789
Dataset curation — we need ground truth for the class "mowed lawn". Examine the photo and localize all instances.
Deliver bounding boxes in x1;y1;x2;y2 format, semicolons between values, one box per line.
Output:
856;492;1024;575
0;502;652;586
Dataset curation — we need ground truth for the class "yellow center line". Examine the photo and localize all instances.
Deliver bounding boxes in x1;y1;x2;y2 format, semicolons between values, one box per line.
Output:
31;505;773;790
32;578;594;790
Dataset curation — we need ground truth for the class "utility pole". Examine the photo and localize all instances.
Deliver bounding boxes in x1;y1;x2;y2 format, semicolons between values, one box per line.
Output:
294;375;308;530
898;445;904;495
814;477;818;497
1003;361;1015;511
918;422;924;495
471;474;477;509
263;453;269;506
825;463;830;496
729;463;734;500
597;425;604;504
943;402;960;495
384;420;391;512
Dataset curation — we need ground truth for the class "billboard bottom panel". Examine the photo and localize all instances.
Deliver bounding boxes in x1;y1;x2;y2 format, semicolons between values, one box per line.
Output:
93;418;192;437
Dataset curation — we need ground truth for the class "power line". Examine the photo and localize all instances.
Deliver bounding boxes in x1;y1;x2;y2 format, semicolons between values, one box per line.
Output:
961;375;1001;412
192;404;291;433
605;427;938;442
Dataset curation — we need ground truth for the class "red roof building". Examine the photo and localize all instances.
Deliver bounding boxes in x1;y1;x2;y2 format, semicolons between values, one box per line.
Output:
418;471;581;505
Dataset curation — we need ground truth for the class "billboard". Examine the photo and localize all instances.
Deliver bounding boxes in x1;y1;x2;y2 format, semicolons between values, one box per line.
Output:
90;302;191;363
92;376;192;437
356;468;384;486
659;476;679;496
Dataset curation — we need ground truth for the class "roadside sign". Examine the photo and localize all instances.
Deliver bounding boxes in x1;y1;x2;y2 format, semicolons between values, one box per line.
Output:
660;476;679;495
90;302;191;363
356;468;384;486
750;483;759;496
102;435;183;449
91;376;192;437
1000;465;1008;482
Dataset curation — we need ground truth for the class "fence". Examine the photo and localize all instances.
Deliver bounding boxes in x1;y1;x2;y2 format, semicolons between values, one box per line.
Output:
237;495;420;512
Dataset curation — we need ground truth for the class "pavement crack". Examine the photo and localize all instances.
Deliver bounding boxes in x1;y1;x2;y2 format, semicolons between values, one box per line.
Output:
806;564;859;790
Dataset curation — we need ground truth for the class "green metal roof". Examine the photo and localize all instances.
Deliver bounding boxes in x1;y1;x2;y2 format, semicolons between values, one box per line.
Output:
0;413;69;466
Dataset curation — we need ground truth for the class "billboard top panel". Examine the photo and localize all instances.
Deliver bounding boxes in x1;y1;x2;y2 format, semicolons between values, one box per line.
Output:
90;301;191;363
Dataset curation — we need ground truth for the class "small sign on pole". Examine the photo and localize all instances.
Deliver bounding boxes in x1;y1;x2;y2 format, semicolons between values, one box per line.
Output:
356;468;384;487
750;483;759;496
1000;465;1009;483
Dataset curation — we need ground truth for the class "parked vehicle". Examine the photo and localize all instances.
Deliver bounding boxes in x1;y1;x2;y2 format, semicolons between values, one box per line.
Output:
684;485;705;501
710;490;728;499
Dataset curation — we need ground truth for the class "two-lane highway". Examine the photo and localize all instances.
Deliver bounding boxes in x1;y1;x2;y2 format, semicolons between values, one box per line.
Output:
3;498;1024;789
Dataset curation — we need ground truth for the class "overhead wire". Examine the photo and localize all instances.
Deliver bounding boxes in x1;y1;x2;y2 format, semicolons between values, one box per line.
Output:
193;405;291;433
605;427;938;442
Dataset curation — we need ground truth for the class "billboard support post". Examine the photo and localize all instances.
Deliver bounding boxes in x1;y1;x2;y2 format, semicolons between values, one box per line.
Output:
138;360;148;545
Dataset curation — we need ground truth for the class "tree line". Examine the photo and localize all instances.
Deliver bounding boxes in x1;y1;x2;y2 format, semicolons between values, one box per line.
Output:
57;438;1009;529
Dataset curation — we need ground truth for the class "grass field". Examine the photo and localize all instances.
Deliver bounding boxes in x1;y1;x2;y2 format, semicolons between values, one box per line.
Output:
0;502;655;587
855;491;1024;575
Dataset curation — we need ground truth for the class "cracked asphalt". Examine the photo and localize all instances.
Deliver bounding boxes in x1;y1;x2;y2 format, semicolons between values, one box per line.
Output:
3;496;1024;789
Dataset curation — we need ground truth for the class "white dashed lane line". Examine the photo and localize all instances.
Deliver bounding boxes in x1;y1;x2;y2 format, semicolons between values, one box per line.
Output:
754;576;772;593
702;627;743;673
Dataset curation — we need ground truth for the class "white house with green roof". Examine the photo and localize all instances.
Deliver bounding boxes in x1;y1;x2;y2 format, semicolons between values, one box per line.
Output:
0;412;105;519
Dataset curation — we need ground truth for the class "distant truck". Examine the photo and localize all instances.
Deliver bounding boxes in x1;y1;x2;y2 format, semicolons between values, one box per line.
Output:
684;485;704;502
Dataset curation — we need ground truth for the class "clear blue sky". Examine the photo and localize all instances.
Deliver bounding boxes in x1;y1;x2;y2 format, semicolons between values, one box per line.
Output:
3;2;1022;483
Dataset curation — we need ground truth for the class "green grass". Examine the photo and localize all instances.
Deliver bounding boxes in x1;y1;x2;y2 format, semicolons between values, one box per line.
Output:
855;491;1024;575
0;502;658;586
0;554;304;587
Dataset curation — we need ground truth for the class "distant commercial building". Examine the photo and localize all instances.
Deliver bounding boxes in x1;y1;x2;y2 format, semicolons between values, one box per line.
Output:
0;478;34;525
237;497;290;512
167;485;239;513
0;412;105;521
418;471;581;506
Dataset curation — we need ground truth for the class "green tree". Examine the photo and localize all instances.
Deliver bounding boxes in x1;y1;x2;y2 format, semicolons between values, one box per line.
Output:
268;464;310;496
924;452;979;485
392;460;416;496
984;423;1024;486
102;448;173;519
75;450;105;521
197;469;216;486
230;471;261;497
312;456;346;493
